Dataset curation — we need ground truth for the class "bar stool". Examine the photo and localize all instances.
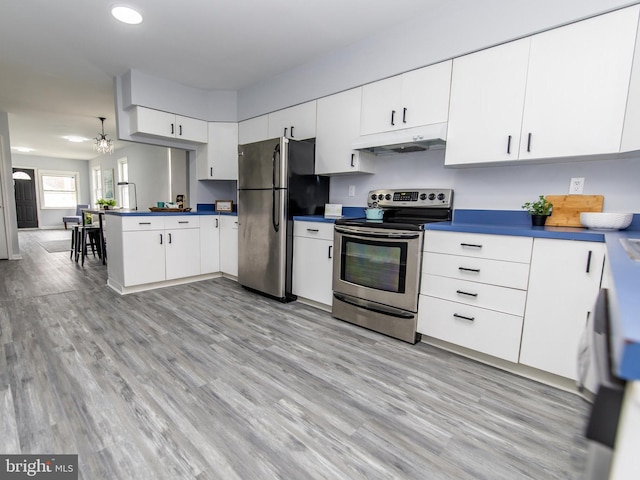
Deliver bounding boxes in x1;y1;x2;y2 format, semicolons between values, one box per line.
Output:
74;225;101;265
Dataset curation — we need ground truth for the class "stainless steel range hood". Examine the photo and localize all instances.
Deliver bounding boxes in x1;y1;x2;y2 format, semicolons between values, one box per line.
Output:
352;123;447;155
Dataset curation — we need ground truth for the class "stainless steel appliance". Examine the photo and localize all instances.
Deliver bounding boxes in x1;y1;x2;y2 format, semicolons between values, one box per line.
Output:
332;188;453;343
237;137;330;302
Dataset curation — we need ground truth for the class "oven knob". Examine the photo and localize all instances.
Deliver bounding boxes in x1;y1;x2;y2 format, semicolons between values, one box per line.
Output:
370;193;377;200
428;193;436;200
437;193;446;201
378;194;384;200
385;194;391;200
419;193;427;200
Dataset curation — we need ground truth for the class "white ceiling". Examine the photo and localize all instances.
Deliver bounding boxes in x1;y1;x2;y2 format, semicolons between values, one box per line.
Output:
0;0;446;160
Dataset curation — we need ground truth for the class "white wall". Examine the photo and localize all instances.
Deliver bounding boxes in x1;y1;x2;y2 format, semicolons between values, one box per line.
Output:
329;150;640;213
11;153;91;229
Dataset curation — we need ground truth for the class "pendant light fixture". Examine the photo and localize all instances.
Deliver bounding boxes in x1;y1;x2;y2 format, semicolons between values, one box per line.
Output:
94;117;114;154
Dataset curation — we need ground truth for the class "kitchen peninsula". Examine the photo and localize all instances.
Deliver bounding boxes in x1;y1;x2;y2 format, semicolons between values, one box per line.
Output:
104;210;237;294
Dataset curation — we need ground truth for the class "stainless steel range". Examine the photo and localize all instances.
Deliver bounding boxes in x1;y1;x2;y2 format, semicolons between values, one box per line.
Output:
332;188;453;343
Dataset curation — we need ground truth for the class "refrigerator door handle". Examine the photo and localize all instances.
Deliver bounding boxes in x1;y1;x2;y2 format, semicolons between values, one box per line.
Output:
272;143;281;232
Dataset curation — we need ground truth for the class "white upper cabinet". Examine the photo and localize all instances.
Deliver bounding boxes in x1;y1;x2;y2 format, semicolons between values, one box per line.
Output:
238;115;269;145
360;60;452;136
446;5;640;166
196;122;239;180
267;101;317;140
315;87;375;175
130;106;208;144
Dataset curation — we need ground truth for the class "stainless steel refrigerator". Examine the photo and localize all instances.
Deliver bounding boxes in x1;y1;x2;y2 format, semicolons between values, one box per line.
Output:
237;137;330;302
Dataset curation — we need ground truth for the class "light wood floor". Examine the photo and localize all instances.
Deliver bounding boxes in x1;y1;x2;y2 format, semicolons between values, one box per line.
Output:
0;229;590;479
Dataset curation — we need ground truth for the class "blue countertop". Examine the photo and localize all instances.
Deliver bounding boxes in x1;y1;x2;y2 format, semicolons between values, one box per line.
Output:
293;206;366;223
104;210;235;216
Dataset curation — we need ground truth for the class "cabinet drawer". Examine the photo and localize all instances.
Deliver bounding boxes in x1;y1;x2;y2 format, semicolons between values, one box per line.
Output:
294;221;334;241
425;231;532;263
122;216;165;231
423;252;531;289
418;295;523;362
421;274;527;316
164;215;200;229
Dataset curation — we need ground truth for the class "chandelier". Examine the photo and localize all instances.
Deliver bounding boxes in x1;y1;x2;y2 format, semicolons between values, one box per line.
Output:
94;117;114;154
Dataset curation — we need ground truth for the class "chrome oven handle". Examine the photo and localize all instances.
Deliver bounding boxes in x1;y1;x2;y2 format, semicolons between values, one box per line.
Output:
334;226;420;240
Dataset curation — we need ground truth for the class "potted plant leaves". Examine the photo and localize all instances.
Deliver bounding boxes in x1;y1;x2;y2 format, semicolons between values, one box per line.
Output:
522;195;553;226
97;198;117;210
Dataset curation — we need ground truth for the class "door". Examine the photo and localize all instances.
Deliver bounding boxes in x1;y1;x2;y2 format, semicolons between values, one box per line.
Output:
237;188;287;298
13;168;38;228
238;137;285;189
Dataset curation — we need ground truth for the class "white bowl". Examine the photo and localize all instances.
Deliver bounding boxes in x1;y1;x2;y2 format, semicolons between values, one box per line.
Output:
580;212;633;230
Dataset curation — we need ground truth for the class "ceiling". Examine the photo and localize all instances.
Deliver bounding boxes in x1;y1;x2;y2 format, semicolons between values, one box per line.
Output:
0;0;446;160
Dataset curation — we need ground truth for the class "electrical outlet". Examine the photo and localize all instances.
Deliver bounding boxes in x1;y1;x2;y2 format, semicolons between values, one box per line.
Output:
569;177;585;195
348;185;356;197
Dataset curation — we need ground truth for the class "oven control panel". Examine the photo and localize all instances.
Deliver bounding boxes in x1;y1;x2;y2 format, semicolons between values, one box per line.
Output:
367;188;453;208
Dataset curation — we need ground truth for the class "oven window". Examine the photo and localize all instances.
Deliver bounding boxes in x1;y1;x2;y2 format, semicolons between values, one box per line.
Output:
341;238;407;293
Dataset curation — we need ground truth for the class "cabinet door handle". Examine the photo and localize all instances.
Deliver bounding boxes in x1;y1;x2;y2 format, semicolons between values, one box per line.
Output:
507;135;512;154
459;267;480;273
456;290;478;297
453;313;475;322
306;228;319;233
168;233;172;244
215;218;219;228
290;126;294;138
460;243;482;248
390;110;396;126
586;250;592;273
179;124;183;136
283;127;288;137
160;233;163;245
328;245;332;259
138;222;151;225
402;107;407;124
351;153;355;167
178;221;189;224
210;167;213;177
171;123;175;135
527;132;532;152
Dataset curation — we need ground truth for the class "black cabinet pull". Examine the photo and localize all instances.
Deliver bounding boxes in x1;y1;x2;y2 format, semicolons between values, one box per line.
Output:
171;123;174;135
391;110;396;126
168;233;172;244
456;290;478;297
402;107;407;123
459;267;480;273
586;250;592;273
138;222;151;225
283;127;288;137
210;167;213;177
290;126;294;138
328;245;332;259
460;243;482;248
178;221;189;224
351;153;355;167
507;135;512;154
179;124;183;136
215;218;218;228
306;228;319;233
160;233;163;245
453;313;475;322
527;132;532;152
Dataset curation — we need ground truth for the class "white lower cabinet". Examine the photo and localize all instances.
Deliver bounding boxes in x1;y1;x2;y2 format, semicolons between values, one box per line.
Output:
292;221;334;306
219;215;238;276
519;238;605;380
418;231;532;363
200;216;220;274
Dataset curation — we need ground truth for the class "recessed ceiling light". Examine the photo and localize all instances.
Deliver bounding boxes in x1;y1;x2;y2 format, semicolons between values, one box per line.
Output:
63;136;90;143
112;6;143;25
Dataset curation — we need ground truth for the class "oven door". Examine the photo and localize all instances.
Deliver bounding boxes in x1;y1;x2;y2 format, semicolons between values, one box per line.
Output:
332;224;423;312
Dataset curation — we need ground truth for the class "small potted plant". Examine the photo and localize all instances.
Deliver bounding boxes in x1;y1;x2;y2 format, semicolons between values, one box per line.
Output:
522;195;553;226
96;198;117;210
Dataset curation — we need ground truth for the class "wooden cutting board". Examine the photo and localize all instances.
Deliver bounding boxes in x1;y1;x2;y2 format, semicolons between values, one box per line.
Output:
545;195;604;227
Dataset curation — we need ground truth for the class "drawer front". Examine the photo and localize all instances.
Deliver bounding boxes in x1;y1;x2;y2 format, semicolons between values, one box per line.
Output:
164;215;200;229
294;221;334;241
122;216;165;231
423;252;531;289
418;295;523;362
421;274;527;316
425;231;532;263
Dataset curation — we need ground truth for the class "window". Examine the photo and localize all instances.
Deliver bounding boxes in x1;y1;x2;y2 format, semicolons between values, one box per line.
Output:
40;171;79;209
118;157;129;209
92;166;102;205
